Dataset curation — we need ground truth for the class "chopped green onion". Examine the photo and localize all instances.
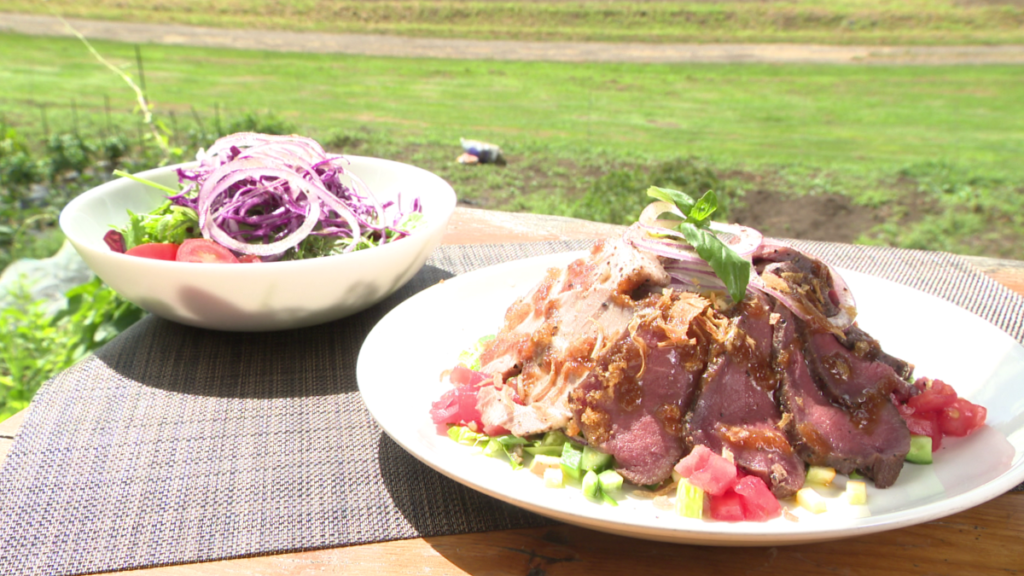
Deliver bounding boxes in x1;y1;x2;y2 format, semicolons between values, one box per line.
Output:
540;430;572;447
495;435;530;447
524;445;564;457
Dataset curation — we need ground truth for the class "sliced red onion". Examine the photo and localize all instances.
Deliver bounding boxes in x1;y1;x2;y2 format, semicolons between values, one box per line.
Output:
175;133;420;258
708;222;763;259
199;166;322;256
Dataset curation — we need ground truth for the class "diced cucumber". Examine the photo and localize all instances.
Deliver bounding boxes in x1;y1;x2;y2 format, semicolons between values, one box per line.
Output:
524;445;564;457
581;445;614;472
601;492;619;507
849;471;865;480
805;465;837;487
906;435;933;464
447;426;463;442
597;470;623;493
676;479;704;519
560;442;583;480
582;470;601;499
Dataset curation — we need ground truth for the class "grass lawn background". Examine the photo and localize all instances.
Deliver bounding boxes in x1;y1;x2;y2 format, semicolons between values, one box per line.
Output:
2;32;1023;258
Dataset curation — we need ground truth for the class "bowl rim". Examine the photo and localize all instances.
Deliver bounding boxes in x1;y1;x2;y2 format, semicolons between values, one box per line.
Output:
59;156;457;269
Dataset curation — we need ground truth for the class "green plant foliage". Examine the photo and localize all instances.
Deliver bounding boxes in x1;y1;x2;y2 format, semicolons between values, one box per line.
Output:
0;278;144;420
43;133;94;182
572;158;727;226
225;111;296;136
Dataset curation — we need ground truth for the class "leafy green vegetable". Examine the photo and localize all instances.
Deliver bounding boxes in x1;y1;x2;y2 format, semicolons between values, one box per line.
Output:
117;201;200;250
647;186;697;214
457;334;495;371
646;186;751;304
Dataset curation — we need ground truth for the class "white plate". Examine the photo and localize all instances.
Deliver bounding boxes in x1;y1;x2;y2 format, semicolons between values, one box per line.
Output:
357;251;1024;546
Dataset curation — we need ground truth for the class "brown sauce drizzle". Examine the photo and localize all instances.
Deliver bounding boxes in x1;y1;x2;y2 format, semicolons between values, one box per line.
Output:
715;423;794;455
796;422;832;458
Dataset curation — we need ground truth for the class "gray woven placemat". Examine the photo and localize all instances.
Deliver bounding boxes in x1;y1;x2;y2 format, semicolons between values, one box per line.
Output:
0;239;1021;576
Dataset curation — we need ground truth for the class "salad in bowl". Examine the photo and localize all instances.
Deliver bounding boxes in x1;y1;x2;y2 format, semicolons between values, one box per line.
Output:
59;133;456;331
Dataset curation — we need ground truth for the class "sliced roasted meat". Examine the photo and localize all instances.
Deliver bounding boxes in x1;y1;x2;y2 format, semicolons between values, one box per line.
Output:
774;305;910;488
804;326;916;407
478;238;671;437
685;294;805;498
753;240;856;331
569;292;710;485
839;324;915;383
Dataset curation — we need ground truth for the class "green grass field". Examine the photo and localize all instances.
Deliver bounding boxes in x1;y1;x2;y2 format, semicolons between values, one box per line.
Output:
2;32;1023;258
7;0;1024;45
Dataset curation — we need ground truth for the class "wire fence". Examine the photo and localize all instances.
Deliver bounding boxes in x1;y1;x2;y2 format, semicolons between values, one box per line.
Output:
0;95;228;146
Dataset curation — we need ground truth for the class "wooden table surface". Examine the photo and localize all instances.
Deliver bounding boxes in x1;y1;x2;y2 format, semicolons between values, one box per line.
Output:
1;207;1022;575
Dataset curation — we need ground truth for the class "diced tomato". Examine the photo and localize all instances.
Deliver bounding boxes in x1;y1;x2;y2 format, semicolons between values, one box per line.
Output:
907;379;958;412
429;382;511;435
898;378;988;451
733;476;782;522
940;397;987;437
176;239;240;263
674;445;739;496
450;365;489;387
430;389;460;425
238;254;262;263
457;385;482;426
125;243;180;261
709;490;745;522
898;403;942;451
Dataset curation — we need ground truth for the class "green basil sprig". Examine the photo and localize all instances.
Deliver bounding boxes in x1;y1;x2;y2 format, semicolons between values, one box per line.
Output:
647;186;750;304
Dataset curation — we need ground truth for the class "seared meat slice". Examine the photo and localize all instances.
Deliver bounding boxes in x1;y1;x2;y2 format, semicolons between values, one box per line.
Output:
754;240;857;334
804;327;915;407
570;292;710;485
478;239;671;437
684;294;805;498
839;325;915;383
774;306;910;488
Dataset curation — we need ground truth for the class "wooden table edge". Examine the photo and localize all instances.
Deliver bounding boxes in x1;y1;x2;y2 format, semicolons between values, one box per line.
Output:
2;207;1022;575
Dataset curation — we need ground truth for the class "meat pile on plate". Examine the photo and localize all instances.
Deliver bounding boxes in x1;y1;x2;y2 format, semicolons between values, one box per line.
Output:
476;234;918;498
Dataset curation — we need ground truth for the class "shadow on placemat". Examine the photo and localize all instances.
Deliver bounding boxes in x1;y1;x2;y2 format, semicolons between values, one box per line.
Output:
92;264;455;399
378;433;553;535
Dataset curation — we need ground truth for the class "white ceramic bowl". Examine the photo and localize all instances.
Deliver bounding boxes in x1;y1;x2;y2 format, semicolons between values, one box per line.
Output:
59;157;456;331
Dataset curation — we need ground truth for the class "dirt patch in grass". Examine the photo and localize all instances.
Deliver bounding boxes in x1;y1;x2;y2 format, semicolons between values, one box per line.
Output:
729;188;885;243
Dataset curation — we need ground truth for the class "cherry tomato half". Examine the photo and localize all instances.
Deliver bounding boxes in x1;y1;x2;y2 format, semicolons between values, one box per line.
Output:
238;254;262;263
125;243;180;261
176;239;240;264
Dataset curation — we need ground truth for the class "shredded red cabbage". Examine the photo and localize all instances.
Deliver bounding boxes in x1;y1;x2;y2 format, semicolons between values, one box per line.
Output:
172;133;422;260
